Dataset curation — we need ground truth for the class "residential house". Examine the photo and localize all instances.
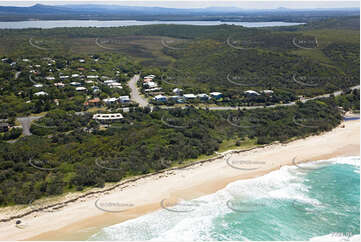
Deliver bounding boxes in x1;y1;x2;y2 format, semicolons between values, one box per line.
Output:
183;94;197;100
118;96;130;103
144;75;155;79
144;81;157;88
45;76;55;81
262;90;274;95
210;92;223;99
34;91;48;96
172;88;183;95
244;90;260;96
103;97;118;104
76;87;87;91
84;98;101;107
70;82;81;86
197;93;210;100
54;82;65;87
87;75;99;79
153;95;167;102
93;113;123;122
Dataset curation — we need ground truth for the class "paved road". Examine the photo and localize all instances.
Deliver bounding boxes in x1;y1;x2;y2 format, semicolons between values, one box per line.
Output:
15;71;21;80
128;75;150;108
170;85;361;111
16;115;44;136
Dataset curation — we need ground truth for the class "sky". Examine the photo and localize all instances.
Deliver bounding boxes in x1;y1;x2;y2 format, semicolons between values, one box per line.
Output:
0;1;359;9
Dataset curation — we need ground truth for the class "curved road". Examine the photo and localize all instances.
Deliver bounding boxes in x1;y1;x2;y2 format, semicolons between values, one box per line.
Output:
128;75;150;108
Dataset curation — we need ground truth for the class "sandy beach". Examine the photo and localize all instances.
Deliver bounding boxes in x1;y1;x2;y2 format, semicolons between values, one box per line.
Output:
0;120;359;241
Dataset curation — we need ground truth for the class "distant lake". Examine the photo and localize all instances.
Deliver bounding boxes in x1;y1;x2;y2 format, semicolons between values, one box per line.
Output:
0;20;304;29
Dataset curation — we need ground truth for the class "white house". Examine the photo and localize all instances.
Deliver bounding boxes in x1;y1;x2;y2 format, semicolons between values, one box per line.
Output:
197;93;209;100
45;76;55;81
33;84;43;88
107;82;122;87
144;81;157;88
87;75;99;79
70;82;81;86
34;91;48;96
172;88;183;94
244;90;260;96
183;94;197;100
210;92;223;99
93;113;123;121
104;80;116;84
144;87;162;92
76;87;87;91
153;95;167;102
71;74;80;78
144;75;155;79
262;90;274;95
54;82;65;87
60;75;69;79
103;98;118;104
118;96;130;103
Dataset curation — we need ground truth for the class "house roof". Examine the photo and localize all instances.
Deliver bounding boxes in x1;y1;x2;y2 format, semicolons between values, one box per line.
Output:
89;98;101;103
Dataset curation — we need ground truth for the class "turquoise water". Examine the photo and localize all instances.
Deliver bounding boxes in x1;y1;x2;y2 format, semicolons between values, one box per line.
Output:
89;156;360;241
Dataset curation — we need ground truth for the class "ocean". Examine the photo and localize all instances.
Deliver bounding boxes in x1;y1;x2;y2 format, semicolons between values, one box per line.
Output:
89;156;360;241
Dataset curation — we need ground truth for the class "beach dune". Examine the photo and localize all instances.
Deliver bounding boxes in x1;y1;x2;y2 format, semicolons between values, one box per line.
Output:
0;120;359;241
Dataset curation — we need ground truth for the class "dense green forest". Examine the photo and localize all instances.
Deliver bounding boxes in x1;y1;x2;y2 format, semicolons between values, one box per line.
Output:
0;90;359;206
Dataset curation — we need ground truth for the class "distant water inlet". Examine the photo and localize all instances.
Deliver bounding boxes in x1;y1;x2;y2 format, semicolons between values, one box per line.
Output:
89;156;360;241
0;20;305;29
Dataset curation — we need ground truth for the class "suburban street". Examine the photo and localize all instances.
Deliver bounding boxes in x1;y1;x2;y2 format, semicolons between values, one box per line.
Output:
128;74;150;108
128;74;359;111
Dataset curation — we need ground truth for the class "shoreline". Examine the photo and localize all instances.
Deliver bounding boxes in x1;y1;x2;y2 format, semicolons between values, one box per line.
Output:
0;120;359;241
